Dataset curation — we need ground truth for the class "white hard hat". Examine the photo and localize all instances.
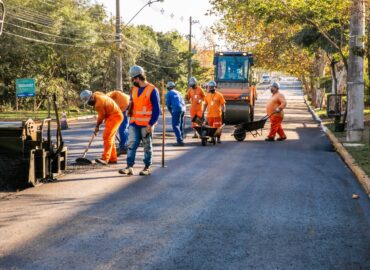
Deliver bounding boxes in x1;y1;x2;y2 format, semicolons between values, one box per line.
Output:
208;80;217;87
188;77;197;86
166;81;175;88
271;81;280;89
80;90;92;104
129;65;145;78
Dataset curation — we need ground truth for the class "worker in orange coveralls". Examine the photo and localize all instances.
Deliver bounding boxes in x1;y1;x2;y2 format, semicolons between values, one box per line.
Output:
265;82;287;142
186;77;205;138
202;80;226;144
106;90;130;156
80;90;123;165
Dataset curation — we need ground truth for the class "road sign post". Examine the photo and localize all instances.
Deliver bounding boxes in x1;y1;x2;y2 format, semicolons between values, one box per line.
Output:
16;78;36;111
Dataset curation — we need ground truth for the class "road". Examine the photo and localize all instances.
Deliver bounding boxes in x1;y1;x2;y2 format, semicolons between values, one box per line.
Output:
0;80;369;269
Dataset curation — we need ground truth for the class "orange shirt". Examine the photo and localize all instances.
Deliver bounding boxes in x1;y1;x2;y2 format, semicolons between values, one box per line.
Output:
204;91;226;118
93;92;122;125
266;92;287;116
187;86;205;111
106;90;130;112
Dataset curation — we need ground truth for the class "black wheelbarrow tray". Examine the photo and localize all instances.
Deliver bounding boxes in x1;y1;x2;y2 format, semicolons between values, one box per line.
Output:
194;125;223;146
232;114;272;141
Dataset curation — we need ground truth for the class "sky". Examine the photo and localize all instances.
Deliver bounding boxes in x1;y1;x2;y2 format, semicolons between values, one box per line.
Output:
96;0;219;47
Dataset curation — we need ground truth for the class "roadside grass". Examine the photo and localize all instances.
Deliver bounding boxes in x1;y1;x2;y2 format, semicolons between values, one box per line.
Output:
0;110;94;121
325;122;370;176
346;144;370;176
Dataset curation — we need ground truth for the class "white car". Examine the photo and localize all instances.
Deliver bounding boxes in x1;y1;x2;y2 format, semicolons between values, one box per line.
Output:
262;75;270;83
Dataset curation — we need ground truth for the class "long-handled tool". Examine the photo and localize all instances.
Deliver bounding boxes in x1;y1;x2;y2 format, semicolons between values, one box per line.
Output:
75;132;97;165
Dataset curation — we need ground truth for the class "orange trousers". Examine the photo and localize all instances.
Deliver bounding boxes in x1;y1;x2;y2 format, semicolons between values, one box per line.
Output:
268;115;286;139
207;116;222;136
102;114;123;162
190;107;203;128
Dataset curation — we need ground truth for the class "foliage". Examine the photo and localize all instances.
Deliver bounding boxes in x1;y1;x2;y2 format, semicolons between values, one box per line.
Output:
0;0;208;110
209;0;352;74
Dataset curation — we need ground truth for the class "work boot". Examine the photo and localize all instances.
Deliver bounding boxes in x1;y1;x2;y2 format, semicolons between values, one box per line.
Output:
276;136;287;141
95;158;108;165
173;142;185;147
139;166;151;176
118;166;134;175
108;160;117;164
192;133;198;139
217;137;222;144
265;137;275;142
117;148;127;156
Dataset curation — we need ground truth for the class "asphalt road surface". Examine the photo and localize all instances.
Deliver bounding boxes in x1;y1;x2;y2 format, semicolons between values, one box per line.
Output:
0;80;369;269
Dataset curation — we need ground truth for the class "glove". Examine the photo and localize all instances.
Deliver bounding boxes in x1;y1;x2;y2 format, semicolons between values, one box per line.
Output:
94;125;99;135
275;107;281;113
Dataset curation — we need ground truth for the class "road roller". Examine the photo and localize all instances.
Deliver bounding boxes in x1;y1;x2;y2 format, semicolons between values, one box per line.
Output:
213;52;255;124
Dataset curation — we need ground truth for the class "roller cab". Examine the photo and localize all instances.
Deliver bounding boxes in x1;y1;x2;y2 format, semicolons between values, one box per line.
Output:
213;52;255;124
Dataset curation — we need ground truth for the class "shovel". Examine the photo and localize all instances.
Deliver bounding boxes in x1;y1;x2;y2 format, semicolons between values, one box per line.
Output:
75;132;97;165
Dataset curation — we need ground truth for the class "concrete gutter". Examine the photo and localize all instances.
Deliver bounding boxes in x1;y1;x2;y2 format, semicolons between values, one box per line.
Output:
305;98;370;197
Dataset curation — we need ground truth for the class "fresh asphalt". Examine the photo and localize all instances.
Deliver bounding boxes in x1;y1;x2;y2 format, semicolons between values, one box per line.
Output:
0;80;369;269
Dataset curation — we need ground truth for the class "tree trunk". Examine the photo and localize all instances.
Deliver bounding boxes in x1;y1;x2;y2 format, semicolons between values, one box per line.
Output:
347;0;366;141
331;61;338;95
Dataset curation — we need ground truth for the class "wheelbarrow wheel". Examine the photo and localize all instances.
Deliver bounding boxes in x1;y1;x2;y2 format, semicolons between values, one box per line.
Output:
234;128;246;142
201;138;207;146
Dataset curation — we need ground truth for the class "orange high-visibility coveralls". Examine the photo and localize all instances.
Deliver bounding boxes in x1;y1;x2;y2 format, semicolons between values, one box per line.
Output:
187;86;205;127
204;91;226;131
94;93;123;162
266;92;287;139
106;90;130;112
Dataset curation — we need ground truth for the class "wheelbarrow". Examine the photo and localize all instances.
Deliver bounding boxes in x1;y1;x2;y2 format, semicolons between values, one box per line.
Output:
232;114;273;141
194;124;224;146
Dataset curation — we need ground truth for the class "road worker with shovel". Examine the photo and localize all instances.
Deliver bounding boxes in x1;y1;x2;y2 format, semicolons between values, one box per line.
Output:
80;90;123;165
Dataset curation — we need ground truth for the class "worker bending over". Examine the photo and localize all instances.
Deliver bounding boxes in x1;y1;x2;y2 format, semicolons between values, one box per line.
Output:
80;90;123;165
187;77;205;138
119;65;160;176
202;81;226;144
265;82;287;141
106;90;130;155
166;81;186;146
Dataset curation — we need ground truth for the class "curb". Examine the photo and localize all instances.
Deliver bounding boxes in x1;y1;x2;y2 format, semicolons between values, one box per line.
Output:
305;98;370;197
67;115;96;122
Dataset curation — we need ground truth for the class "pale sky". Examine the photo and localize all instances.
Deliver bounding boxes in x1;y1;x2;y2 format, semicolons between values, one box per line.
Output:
96;0;219;46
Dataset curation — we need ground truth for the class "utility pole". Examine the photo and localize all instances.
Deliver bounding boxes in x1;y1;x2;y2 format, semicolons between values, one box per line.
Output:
116;0;123;90
347;0;366;141
187;16;198;84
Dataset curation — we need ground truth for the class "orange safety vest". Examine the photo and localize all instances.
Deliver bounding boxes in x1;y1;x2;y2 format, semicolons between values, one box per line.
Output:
130;83;155;126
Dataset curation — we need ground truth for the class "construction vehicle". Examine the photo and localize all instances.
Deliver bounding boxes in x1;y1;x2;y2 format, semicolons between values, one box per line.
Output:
213;52;255;124
0;94;67;190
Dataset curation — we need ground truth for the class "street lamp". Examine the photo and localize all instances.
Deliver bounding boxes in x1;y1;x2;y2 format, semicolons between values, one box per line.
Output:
125;0;164;27
115;0;164;90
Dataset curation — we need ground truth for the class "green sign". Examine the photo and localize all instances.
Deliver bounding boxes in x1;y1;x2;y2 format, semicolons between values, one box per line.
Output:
16;78;36;97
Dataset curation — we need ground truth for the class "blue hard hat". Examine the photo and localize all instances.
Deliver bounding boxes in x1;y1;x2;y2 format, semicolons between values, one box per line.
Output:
188;77;197;86
207;80;217;87
166;81;176;88
271;81;280;89
80;90;92;104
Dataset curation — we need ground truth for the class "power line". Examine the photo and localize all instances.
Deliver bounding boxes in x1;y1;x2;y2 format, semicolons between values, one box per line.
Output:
5;21;117;44
3;30;109;48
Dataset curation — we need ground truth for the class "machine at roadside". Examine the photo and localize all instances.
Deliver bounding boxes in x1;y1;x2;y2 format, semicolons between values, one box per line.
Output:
213;52;255;124
0;94;67;190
